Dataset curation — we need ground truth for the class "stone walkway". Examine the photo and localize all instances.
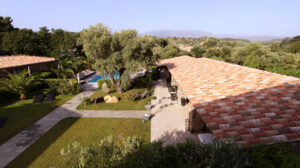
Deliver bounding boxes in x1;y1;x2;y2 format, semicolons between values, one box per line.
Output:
151;79;197;145
0;85;147;168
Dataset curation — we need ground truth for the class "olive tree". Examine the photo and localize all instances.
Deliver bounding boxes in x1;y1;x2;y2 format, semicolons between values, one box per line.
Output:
79;23;158;93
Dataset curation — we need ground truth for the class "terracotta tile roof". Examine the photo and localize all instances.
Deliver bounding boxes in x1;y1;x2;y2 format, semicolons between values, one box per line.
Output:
0;55;56;69
158;55;300;145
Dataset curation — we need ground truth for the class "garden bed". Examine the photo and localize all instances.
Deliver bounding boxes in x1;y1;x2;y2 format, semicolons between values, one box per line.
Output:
77;88;153;110
78;70;156;110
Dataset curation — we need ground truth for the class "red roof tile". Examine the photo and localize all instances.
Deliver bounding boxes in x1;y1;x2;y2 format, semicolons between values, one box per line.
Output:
0;55;55;69
158;56;300;145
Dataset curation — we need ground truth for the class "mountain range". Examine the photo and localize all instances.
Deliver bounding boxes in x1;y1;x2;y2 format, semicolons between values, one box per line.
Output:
144;29;284;42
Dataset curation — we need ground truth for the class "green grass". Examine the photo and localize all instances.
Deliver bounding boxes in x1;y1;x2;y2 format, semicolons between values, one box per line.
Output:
6;118;150;168
0;94;74;145
77;88;152;110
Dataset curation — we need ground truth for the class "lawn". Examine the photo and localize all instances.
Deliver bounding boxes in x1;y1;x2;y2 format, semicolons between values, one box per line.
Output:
6;118;150;168
0;94;74;145
77;88;153;110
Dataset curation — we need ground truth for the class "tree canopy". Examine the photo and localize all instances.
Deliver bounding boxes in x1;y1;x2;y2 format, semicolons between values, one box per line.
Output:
0;16;81;58
0;16;14;55
165;36;300;78
1;15;300;81
79;23;159;93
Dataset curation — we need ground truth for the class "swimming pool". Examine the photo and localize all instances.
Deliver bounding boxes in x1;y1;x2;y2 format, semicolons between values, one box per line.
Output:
88;73;119;83
88;75;103;83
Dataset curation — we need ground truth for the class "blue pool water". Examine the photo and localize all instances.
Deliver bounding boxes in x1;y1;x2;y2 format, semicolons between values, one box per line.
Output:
88;75;103;83
88;73;120;83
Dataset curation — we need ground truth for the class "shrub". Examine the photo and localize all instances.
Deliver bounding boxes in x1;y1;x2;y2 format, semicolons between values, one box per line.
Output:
97;79;112;89
61;136;143;168
132;73;152;89
57;79;81;95
125;139;250;168
151;96;157;100
39;72;54;79
200;139;250;168
160;44;180;59
81;97;91;108
151;66;159;80
191;45;206;58
247;143;300;168
44;79;60;90
126;93;138;101
62;136;251;168
146;88;154;97
45;79;80;95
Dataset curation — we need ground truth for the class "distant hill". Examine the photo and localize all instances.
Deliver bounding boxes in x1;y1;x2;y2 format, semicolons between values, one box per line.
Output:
144;29;284;42
145;29;213;38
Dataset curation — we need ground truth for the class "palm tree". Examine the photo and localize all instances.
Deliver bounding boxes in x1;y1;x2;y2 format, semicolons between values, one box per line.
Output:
0;70;41;100
51;58;79;79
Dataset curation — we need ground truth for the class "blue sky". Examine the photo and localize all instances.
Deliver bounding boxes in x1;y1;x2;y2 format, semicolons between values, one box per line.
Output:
1;0;299;36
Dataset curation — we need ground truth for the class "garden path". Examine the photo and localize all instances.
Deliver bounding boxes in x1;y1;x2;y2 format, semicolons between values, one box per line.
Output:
0;84;147;168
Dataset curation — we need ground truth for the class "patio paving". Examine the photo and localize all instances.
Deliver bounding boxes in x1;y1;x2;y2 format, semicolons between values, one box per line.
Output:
151;79;197;145
0;84;147;168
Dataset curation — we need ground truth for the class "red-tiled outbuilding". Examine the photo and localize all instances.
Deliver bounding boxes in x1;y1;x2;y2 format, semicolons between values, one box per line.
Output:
0;55;56;77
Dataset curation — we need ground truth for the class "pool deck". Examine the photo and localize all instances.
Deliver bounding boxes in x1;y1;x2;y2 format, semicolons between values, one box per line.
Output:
85;73;99;83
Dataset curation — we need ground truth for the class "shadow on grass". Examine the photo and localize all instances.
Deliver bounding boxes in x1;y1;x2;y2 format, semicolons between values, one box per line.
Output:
0;87;53;108
0;95;74;145
0;96;19;108
5;117;79;168
5;117;151;168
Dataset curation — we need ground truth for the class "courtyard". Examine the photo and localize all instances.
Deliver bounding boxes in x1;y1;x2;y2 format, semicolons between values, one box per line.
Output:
1;56;300;167
1;2;300;166
0;65;201;167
